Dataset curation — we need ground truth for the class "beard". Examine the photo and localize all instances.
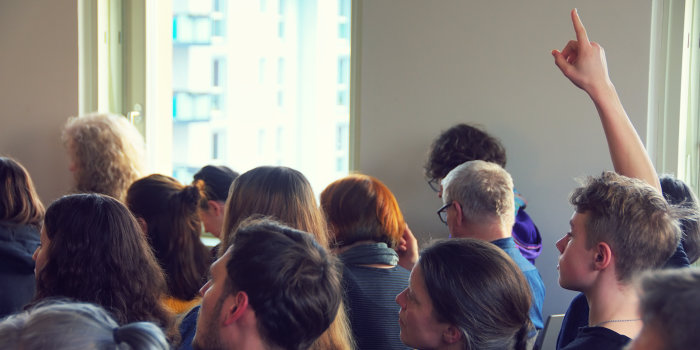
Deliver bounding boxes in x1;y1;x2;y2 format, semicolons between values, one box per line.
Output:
192;297;228;350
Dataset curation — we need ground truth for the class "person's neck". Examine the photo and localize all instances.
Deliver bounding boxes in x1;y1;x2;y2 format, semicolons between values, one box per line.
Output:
585;272;641;339
452;220;510;242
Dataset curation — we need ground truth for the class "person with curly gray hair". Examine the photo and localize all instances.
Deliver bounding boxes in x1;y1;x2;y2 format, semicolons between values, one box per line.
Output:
0;300;169;350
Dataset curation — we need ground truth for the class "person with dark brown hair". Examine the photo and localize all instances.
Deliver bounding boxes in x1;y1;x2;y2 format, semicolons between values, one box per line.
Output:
396;238;532;350
194;219;343;350
192;165;239;239
178;166;354;350
320;174;412;350
424;123;542;264
0;157;44;318
126;174;211;315
32;193;178;344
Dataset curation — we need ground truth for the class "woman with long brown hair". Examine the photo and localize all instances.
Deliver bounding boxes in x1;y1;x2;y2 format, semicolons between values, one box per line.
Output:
32;193;178;344
0;157;44;318
126;174;211;314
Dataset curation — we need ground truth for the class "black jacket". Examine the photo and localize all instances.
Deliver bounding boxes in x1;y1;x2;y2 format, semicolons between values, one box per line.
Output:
0;222;40;318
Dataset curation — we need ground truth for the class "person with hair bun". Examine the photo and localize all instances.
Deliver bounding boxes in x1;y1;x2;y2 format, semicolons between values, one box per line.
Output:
192;165;239;240
0;157;44;318
320;174;412;350
0;300;169;350
62;113;145;202
126;174;210;315
396;238;533;350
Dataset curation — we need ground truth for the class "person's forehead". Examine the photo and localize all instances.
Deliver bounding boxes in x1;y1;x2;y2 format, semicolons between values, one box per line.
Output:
212;248;233;277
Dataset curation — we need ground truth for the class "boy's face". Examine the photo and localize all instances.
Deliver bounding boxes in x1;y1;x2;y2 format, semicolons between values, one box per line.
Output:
556;211;597;291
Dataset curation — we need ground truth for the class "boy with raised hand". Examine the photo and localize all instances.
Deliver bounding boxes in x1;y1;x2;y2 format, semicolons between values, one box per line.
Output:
551;9;683;350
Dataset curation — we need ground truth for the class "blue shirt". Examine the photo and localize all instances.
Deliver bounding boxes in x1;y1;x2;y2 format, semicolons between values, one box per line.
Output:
491;237;545;331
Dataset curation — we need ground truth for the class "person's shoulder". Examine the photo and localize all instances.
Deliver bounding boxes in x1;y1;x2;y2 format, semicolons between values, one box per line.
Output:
562;327;631;350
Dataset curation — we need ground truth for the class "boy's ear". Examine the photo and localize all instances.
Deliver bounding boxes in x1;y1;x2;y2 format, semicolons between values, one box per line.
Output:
593;242;612;270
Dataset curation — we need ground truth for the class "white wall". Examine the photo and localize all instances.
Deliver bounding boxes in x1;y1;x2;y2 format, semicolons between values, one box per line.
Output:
0;0;77;204
355;1;652;318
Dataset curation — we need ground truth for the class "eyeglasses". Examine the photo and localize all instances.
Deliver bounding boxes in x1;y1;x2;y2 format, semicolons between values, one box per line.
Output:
436;203;451;225
427;178;441;193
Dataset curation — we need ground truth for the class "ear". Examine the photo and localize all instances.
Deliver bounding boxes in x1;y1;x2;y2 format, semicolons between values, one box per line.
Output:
453;201;464;226
223;291;249;326
593;242;612;270
136;217;148;234
442;325;463;344
209;200;224;216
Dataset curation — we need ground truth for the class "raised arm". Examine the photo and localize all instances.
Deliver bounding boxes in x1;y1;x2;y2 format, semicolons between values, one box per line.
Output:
551;9;660;192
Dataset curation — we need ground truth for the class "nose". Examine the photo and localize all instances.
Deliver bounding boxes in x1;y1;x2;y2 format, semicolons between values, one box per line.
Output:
199;280;211;297
555;236;567;254
32;247;39;261
396;288;407;308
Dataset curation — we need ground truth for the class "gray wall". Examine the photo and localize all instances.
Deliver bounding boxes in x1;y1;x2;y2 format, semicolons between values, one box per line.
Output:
355;1;652;318
0;0;77;203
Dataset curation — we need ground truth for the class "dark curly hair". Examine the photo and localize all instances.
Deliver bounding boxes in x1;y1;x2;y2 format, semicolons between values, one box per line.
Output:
33;194;178;344
127;174;210;301
424;123;507;180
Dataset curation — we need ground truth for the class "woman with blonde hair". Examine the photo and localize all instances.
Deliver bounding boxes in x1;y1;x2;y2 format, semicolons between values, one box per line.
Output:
321;174;411;350
0;157;44;318
178;166;354;350
62;113;145;201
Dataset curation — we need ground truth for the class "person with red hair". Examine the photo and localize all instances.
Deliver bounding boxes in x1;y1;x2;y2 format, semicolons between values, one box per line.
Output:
321;174;413;350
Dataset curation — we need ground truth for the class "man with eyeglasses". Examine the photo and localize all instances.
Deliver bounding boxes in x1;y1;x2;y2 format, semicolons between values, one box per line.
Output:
439;160;545;336
424;123;542;265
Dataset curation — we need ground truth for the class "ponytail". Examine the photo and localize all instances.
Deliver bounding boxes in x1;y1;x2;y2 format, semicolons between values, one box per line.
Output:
513;321;532;350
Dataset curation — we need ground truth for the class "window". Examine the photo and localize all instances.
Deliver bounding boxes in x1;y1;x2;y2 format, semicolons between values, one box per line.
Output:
649;0;700;197
106;0;352;193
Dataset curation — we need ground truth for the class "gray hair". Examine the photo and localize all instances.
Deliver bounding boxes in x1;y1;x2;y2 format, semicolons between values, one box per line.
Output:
442;160;515;228
637;268;700;350
0;300;169;350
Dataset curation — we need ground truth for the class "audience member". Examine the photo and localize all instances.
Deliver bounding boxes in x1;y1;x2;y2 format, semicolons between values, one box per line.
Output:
193;219;342;350
396;238;532;350
0;300;169;350
126;174;210;315
179;166;354;350
425;123;542;264
661;175;700;263
193;165;239;239
551;9;686;349
0;157;44;318
320;174;411;350
625;268;700;350
441;160;545;332
32;193;178;343
62;113;145;201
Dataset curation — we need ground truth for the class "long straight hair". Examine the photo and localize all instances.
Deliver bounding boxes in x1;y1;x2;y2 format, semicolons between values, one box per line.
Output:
221;166;330;250
0;157;44;228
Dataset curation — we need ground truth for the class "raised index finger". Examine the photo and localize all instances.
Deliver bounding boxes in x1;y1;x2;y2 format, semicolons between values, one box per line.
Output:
571;8;589;45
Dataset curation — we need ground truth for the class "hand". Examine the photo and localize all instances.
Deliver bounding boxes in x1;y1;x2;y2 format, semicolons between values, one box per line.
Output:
396;223;419;271
552;9;613;97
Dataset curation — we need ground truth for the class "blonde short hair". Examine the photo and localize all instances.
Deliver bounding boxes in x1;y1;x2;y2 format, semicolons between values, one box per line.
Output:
62;113;145;201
